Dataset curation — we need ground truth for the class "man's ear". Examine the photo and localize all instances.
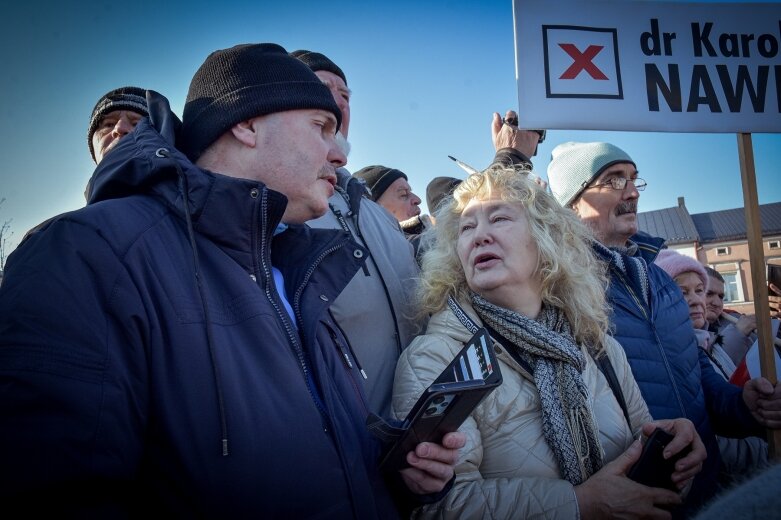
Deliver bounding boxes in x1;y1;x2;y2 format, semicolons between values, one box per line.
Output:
569;198;582;216
230;119;258;148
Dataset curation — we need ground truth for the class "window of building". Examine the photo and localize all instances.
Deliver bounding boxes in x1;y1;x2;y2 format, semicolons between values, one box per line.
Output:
770;240;781;250
716;246;730;256
722;272;741;302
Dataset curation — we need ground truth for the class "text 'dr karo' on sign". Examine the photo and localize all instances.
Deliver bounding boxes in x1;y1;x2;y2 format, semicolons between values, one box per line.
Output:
514;0;781;133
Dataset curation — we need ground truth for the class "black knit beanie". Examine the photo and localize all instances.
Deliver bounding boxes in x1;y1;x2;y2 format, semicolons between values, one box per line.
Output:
353;165;408;202
426;176;462;212
290;50;347;86
180;43;342;161
87;86;148;162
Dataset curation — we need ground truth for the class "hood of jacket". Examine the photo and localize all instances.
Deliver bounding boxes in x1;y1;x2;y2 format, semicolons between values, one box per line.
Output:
85;91;291;272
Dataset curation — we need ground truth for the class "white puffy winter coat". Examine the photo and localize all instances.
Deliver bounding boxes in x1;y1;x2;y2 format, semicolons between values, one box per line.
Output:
392;301;652;519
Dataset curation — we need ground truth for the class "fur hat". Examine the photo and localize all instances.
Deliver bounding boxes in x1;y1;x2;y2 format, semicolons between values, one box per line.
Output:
87;86;148;162
426;176;462;212
290;50;347;86
180;43;341;161
352;165;407;201
654;249;709;290
547;142;636;207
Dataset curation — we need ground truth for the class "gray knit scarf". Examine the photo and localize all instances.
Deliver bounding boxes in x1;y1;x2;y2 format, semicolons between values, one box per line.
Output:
470;293;604;485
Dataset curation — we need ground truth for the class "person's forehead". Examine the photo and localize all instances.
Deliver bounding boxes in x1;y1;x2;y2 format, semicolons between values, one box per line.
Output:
390;177;411;192
594;162;637;181
100;109;144;122
314;70;349;91
677;271;704;286
277;107;337;124
461;197;517;217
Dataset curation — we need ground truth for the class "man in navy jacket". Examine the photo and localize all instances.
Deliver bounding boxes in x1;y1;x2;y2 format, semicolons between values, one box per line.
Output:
547;141;781;510
0;43;462;517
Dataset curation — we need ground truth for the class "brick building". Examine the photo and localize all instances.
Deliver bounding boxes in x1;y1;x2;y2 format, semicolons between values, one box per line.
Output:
638;198;781;314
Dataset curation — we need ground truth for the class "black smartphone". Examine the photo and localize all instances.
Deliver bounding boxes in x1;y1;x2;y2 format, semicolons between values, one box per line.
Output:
379;327;502;472
627;428;690;491
767;263;781;289
378;379;491;471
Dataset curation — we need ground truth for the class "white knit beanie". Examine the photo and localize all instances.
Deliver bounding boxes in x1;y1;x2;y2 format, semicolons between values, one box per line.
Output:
547;142;636;207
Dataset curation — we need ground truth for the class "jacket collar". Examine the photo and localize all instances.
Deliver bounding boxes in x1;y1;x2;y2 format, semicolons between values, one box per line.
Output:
628;231;666;263
87;117;288;272
426;300;534;382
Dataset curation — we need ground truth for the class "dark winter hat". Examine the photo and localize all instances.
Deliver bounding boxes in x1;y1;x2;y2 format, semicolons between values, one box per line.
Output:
426;176;462;212
290;50;347;85
353;165;407;202
180;43;342;161
87;86;148;162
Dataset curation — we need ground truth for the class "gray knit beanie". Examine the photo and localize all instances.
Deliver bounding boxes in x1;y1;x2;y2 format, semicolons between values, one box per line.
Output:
87;86;148;162
547;142;636;207
290;50;347;86
180;43;341;161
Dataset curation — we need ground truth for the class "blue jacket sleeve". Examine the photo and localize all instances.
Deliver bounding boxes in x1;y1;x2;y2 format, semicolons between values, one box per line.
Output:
0;218;149;514
698;348;763;438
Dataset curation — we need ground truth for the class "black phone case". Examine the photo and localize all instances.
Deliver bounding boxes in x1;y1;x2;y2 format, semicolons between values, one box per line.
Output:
378;380;491;471
627;428;688;491
378;328;502;472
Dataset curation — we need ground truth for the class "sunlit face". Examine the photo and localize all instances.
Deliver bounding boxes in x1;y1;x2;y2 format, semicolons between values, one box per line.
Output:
377;177;421;221
675;271;707;329
248;109;346;223
706;276;725;324
92;109;144;163
571;163;640;247
456;197;541;313
315;70;351;140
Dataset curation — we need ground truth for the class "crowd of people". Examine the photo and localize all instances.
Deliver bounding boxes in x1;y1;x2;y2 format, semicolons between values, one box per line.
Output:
1;42;780;518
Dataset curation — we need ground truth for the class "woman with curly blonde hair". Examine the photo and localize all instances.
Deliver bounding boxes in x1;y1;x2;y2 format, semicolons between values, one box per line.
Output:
392;166;705;519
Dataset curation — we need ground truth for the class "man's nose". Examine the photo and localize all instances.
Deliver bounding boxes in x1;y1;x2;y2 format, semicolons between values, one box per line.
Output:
328;142;347;168
624;179;640;199
411;193;421;207
113;114;135;135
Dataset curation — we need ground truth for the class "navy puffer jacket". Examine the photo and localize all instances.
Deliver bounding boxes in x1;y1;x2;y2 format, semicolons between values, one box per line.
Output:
601;233;761;508
0;94;400;518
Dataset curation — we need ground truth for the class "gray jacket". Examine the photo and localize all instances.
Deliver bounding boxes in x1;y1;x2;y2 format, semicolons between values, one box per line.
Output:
308;168;422;416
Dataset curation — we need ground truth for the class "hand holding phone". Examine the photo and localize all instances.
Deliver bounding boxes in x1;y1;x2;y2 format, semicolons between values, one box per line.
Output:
627;428;691;491
379;328;502;472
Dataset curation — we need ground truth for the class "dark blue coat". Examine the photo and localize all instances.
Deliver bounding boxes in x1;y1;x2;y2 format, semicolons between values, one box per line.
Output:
0;104;400;517
601;233;761;507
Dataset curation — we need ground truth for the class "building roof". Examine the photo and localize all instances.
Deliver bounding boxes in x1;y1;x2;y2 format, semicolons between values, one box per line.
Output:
690;202;781;243
638;200;781;245
637;204;700;245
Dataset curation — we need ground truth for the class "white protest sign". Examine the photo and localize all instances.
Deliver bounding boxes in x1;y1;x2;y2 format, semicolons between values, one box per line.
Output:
745;318;781;380
513;0;781;132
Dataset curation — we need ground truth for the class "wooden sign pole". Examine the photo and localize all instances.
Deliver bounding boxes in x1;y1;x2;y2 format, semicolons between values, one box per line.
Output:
737;132;780;459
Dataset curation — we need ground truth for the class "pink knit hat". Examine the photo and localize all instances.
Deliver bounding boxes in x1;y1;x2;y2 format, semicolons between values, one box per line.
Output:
654;249;709;290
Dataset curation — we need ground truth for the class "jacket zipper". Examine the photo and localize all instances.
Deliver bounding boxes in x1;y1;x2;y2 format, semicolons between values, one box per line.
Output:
291;239;348;428
331;204;369;276
254;188;331;428
325;322;370;416
612;267;687;417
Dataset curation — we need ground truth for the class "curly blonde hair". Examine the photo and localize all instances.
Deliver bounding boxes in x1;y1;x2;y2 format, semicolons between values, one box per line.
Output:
417;166;611;351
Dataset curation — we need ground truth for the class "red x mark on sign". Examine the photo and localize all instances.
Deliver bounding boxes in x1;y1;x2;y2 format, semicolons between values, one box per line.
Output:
558;44;608;80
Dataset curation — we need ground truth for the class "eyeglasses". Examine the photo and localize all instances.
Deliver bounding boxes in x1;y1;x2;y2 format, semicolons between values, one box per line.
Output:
585;177;647;191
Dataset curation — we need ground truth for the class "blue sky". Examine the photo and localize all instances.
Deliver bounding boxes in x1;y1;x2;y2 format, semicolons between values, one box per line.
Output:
1;0;779;257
